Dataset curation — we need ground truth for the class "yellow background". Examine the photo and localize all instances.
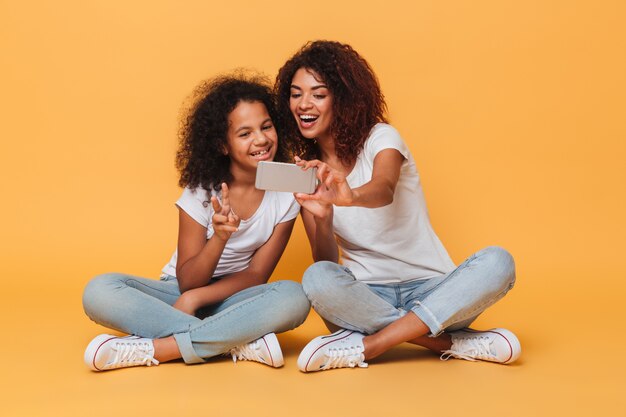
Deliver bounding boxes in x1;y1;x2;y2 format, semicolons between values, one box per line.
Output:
1;0;625;416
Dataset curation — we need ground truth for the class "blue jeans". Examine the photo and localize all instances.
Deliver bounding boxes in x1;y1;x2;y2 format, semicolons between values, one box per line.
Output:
83;273;310;364
301;246;516;337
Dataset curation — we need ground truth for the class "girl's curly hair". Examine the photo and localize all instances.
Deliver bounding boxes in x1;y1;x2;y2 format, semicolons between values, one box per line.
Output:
176;72;287;192
275;41;388;166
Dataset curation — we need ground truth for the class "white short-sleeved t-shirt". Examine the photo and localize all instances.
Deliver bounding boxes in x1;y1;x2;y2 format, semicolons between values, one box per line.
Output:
162;186;300;278
333;123;456;284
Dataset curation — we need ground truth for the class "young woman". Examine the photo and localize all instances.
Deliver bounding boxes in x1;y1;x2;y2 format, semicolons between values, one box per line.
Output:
275;41;520;372
82;73;310;371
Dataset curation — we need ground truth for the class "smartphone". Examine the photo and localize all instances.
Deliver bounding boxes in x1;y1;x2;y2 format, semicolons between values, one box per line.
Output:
255;161;318;194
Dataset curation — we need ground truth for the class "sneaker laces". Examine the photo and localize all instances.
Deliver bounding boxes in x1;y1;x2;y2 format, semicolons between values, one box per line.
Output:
440;335;494;362
229;340;264;364
110;339;159;368
322;346;368;370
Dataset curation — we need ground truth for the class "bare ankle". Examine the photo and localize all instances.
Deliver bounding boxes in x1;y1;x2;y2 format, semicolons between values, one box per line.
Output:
153;336;182;363
362;335;383;360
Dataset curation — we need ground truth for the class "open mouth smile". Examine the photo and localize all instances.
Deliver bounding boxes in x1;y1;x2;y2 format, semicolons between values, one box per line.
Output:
298;114;319;128
250;147;272;160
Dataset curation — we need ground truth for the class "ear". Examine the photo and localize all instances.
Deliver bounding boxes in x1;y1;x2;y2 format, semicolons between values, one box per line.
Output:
220;143;229;156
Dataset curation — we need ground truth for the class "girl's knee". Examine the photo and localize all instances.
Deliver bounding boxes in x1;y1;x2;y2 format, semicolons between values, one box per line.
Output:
276;281;310;314
82;273;126;316
270;280;311;328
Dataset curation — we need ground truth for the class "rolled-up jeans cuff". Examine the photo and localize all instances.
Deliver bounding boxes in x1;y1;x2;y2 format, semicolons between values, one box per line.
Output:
173;332;204;364
411;301;444;337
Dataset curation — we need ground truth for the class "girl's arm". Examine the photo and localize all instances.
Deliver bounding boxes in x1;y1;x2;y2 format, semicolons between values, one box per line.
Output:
175;183;240;293
295;149;405;208
173;218;296;315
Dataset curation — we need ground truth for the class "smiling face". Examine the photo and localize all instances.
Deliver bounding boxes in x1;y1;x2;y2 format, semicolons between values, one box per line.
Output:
289;67;334;142
225;100;277;175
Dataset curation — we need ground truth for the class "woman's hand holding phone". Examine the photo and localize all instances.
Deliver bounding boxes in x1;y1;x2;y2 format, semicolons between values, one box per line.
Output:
294;156;356;208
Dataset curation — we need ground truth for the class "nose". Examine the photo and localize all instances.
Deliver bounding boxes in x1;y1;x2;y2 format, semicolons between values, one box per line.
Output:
297;93;313;110
253;131;269;146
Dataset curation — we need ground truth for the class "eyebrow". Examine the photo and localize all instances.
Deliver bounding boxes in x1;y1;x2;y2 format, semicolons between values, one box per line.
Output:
290;84;328;91
234;118;273;133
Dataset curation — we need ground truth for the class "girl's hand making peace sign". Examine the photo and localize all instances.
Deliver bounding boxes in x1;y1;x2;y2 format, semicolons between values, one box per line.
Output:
211;183;241;242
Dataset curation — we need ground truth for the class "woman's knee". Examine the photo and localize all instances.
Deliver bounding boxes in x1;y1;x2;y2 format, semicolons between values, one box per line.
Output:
478;246;516;290
301;261;348;300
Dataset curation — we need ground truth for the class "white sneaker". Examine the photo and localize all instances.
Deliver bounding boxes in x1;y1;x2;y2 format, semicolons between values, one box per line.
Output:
297;329;368;372
85;334;159;371
229;333;284;368
441;328;521;364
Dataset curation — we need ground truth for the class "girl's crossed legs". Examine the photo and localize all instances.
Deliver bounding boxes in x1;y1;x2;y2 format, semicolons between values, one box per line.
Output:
83;273;310;369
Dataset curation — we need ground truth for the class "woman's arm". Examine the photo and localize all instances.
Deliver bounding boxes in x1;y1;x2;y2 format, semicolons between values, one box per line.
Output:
295;149;405;208
299;204;339;263
173;218;296;315
175;183;240;293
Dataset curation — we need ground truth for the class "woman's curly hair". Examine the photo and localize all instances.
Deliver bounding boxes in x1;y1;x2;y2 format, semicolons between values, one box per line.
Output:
275;41;388;166
176;71;287;192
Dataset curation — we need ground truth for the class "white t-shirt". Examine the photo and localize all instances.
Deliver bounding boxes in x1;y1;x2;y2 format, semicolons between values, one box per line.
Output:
162;186;300;278
333;123;456;284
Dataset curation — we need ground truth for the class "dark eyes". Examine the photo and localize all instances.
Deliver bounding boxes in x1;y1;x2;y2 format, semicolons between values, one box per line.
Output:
290;93;327;99
238;124;273;138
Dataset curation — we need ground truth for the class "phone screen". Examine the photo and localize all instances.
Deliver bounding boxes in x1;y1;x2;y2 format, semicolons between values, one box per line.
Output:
255;161;317;194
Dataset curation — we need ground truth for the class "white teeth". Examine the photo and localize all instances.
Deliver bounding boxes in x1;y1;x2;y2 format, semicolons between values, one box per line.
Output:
299;115;318;121
252;150;268;156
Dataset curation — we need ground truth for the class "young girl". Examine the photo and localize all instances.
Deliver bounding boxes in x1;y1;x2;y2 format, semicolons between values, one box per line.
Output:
82;73;310;371
275;41;520;372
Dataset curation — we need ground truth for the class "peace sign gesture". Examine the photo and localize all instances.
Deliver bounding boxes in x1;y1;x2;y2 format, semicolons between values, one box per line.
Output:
211;183;241;242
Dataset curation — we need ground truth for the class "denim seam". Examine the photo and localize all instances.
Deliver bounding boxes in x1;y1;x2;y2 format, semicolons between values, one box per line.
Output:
439;283;513;330
123;278;180;297
394;285;402;308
